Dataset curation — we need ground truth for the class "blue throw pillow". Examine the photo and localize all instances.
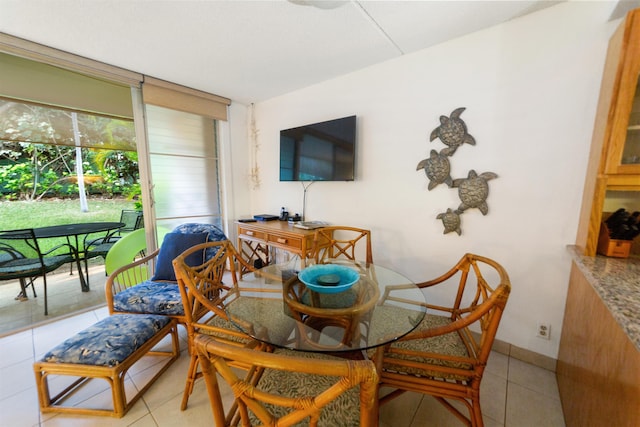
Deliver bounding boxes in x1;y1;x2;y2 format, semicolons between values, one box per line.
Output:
151;232;208;281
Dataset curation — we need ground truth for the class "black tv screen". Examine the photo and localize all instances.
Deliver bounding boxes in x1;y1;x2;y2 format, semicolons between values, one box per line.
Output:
280;115;356;181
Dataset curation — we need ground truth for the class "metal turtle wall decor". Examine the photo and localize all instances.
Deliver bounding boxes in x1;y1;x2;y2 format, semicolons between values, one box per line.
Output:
453;170;498;215
429;107;476;156
437;208;462;235
416;149;452;190
417;106;499;235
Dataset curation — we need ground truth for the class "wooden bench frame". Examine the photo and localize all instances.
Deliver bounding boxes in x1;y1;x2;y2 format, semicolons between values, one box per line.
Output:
33;317;180;418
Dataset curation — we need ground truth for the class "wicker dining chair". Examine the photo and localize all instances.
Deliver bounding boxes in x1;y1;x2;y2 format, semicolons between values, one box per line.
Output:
312;226;373;265
173;240;288;411
371;253;511;427
195;335;379;427
283;270;380;351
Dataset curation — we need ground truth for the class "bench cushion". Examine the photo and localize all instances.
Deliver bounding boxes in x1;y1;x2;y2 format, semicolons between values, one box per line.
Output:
42;314;171;367
112;281;184;316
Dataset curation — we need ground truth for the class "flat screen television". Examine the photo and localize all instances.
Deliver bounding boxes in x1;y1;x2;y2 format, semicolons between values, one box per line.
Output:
280;115;356;181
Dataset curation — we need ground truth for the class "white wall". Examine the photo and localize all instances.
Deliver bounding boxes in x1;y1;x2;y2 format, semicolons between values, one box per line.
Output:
232;2;621;358
220;102;250;235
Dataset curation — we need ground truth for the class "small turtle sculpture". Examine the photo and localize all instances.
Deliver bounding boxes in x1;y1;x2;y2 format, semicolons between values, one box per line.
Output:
452;169;498;215
436;208;462;235
416;149;453;190
429;107;476;156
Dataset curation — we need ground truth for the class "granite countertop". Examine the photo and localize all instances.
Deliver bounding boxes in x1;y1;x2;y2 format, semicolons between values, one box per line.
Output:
568;245;640;351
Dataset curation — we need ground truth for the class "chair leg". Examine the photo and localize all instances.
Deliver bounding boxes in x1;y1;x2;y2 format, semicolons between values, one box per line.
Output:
83;257;91;287
42;275;48;316
181;353;200;410
15;278;37;301
28;277;37;297
470;398;484;427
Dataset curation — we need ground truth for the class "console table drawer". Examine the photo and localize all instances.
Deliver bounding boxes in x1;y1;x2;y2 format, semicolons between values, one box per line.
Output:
267;234;303;250
238;228;266;241
236;220;319;277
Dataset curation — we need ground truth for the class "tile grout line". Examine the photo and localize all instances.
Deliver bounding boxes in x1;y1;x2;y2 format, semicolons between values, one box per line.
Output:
504;355;510;426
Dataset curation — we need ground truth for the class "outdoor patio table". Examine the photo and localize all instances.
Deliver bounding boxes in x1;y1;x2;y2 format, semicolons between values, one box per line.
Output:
31;222;124;292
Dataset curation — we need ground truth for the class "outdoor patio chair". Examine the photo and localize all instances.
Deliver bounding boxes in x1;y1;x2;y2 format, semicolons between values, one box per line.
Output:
105;223;227;341
84;209;144;268
0;228;76;315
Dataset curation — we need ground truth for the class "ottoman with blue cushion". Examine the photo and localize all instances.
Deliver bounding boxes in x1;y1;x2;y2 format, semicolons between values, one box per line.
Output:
33;314;179;418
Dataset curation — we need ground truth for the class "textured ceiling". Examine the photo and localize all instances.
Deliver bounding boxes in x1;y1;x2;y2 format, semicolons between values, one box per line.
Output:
0;0;578;104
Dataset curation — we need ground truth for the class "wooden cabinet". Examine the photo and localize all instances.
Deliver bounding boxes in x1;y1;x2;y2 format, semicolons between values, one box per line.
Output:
576;9;640;256
557;261;640;427
605;72;640;175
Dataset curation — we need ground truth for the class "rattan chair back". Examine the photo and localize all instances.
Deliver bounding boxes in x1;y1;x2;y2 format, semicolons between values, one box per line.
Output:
283;272;379;351
195;335;379;427
173;240;269;411
312;226;373;265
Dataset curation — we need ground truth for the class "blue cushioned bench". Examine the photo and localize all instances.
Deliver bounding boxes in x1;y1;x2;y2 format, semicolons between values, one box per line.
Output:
33;314;179;418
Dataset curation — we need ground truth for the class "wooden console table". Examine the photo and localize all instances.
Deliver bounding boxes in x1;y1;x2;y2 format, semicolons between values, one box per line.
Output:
236;221;327;276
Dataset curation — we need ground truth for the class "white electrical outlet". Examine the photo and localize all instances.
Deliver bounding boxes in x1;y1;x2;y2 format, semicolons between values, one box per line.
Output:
537;322;551;340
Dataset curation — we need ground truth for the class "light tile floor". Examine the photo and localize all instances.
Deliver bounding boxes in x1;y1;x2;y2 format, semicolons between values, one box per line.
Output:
0;266;567;427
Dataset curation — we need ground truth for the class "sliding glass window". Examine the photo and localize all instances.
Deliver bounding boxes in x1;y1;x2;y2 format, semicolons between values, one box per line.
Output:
145;105;221;230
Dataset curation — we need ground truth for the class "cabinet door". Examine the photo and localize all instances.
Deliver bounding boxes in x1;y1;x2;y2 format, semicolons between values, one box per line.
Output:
604;11;640;175
627;89;640;162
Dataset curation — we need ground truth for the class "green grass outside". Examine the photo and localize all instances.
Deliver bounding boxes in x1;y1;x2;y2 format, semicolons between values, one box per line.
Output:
0;198;134;252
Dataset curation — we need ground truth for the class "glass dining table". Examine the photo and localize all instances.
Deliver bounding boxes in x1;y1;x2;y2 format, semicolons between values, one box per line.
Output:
226;260;427;354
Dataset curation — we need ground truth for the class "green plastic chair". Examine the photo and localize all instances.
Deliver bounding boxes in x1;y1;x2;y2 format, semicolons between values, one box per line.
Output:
105;226;172;278
105;228;148;276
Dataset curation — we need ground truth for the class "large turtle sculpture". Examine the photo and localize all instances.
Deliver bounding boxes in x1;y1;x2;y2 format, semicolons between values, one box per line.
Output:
430;107;476;156
436;208;462;235
416;149;453;190
452;169;498;215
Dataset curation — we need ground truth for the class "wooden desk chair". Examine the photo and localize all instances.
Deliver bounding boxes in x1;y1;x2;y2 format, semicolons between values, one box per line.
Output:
312;226;373;266
371;253;511;427
195;335;379;427
173;239;283;411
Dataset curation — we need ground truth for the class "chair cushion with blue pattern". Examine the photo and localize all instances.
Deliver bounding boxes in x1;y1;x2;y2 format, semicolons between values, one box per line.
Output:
41;314;171;367
112;280;184;316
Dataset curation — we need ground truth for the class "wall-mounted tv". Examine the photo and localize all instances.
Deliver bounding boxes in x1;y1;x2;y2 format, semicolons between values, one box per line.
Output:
280;115;356;181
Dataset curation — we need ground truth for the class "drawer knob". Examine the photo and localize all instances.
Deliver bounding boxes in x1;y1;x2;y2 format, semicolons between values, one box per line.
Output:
246;231;254;236
276;238;287;244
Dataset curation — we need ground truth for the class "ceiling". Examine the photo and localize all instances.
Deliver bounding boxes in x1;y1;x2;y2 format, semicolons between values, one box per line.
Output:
0;0;623;105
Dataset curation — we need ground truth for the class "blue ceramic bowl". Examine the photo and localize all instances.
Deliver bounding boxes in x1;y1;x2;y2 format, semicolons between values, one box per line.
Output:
298;264;360;294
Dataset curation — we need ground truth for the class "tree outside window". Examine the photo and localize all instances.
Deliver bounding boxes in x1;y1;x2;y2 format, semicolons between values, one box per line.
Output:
0;98;140;207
